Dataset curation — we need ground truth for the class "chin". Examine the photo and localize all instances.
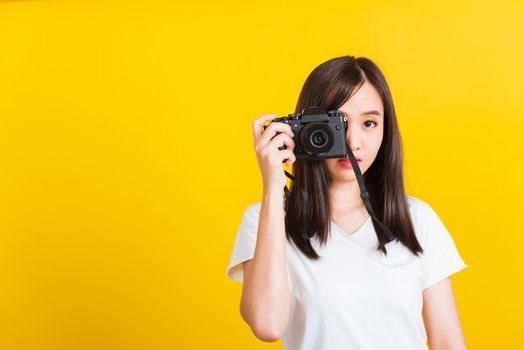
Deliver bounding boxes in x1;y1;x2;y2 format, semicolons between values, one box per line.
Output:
332;171;360;181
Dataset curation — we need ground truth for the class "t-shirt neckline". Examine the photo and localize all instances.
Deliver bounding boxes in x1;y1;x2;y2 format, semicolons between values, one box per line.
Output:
331;215;372;240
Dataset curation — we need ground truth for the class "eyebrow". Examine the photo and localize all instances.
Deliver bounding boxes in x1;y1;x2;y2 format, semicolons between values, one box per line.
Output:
341;110;382;118
361;110;382;117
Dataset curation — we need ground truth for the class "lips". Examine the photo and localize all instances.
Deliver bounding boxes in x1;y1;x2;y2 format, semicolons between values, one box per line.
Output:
338;157;362;162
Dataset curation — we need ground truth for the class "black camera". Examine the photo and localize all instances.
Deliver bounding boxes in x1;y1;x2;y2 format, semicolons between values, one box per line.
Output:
263;106;348;161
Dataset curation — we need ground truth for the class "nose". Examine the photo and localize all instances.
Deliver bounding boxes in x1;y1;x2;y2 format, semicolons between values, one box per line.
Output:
346;122;362;152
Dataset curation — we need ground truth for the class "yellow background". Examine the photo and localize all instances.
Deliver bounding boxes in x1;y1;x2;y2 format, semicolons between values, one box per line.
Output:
0;0;522;349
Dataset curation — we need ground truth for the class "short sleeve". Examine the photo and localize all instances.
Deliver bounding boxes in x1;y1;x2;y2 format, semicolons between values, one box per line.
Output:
225;202;261;282
419;203;469;290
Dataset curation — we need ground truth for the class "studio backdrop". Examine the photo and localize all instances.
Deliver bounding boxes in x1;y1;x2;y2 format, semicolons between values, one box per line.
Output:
0;0;522;349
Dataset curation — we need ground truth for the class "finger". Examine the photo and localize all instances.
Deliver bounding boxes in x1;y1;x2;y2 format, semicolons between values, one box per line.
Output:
282;150;297;166
252;114;277;142
268;133;296;152
258;123;294;148
279;149;296;165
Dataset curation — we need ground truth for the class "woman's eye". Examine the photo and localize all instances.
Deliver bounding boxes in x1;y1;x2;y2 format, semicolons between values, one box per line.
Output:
364;120;377;128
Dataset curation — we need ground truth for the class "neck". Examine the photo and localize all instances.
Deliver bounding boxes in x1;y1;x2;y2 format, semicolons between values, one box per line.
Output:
329;180;364;212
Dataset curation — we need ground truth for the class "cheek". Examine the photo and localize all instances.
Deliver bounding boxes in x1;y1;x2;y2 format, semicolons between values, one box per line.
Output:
325;159;336;170
372;130;384;152
324;159;340;175
374;138;383;152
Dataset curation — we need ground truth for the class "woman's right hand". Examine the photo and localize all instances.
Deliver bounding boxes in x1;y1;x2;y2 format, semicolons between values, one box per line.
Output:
252;114;297;194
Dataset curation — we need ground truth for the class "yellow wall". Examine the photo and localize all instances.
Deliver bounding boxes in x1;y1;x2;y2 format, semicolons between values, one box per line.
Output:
0;0;522;348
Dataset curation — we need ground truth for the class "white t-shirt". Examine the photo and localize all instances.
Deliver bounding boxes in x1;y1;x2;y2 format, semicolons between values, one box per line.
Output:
226;195;469;350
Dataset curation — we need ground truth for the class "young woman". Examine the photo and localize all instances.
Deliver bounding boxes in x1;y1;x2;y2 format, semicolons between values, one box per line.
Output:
226;55;469;349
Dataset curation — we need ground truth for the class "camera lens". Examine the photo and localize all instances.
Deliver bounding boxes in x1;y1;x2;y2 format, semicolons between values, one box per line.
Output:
299;122;334;156
310;130;328;148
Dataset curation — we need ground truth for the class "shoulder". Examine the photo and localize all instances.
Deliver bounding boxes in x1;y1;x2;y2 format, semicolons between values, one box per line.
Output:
248;201;262;211
238;201;263;229
405;195;446;247
244;201;262;217
406;195;433;224
406;194;430;210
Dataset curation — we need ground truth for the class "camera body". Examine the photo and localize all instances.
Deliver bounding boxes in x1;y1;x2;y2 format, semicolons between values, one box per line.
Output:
263;106;348;161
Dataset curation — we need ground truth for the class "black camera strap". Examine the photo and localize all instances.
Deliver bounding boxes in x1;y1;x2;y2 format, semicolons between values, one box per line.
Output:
283;141;396;242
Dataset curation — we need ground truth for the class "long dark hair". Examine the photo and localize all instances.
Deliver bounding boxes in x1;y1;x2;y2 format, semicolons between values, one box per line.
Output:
284;55;424;259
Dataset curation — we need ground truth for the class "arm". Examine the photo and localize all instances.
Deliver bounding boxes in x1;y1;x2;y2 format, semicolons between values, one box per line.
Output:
239;190;290;342
422;277;468;350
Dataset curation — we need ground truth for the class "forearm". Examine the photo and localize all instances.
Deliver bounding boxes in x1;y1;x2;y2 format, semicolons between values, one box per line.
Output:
240;189;290;341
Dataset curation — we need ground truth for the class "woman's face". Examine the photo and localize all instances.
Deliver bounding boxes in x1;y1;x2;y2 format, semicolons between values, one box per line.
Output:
325;80;385;183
